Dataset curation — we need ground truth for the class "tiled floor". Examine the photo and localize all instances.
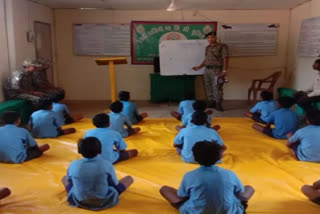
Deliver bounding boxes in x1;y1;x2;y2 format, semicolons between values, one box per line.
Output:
65;100;251;118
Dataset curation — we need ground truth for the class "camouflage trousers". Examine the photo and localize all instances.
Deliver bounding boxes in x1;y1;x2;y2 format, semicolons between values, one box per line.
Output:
203;68;223;103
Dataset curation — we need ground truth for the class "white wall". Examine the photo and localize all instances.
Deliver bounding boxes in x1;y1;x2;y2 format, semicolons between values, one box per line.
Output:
5;0;55;80
54;9;290;100
288;0;320;90
0;0;10;101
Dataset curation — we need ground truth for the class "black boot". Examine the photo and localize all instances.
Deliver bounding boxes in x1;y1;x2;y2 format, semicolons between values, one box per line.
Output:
215;102;224;112
207;101;216;108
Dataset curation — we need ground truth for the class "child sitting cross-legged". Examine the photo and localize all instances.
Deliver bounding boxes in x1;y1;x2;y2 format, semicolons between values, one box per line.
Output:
170;92;195;121
160;141;255;214
62;137;134;211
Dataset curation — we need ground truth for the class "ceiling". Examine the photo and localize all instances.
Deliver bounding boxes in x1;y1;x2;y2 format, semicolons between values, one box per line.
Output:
31;0;311;10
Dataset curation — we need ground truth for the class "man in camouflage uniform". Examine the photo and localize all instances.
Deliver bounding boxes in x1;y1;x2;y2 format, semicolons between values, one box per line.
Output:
3;59;65;110
193;32;229;111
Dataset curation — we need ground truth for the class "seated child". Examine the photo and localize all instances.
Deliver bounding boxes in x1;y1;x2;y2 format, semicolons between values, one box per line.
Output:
170;92;195;121
301;180;320;206
252;96;298;139
0;187;11;201
84;113;138;164
245;91;277;124
176;100;219;132
118;91;148;124
109;101;140;138
52;93;83;125
286;109;320;163
174;111;226;163
62;137;134;211
0;111;50;163
29;100;76;138
160;141;255;214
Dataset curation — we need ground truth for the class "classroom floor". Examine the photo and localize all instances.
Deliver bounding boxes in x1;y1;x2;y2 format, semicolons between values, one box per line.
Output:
0;117;318;214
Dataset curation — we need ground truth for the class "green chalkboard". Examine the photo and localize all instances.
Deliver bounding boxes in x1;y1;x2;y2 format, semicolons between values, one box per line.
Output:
131;21;217;64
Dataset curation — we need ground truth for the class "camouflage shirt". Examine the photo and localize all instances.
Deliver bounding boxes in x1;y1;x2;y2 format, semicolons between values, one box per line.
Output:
204;43;229;67
31;69;50;89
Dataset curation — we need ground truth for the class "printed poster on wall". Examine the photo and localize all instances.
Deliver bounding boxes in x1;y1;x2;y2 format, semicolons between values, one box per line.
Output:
131;21;217;64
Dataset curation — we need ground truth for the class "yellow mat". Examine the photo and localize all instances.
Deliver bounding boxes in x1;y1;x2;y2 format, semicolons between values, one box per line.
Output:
0;118;319;214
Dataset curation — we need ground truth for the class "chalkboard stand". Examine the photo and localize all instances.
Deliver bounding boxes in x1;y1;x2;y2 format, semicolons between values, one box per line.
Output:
95;57;127;102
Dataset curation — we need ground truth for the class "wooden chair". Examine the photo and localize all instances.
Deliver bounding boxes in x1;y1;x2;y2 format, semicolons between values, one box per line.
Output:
248;71;282;103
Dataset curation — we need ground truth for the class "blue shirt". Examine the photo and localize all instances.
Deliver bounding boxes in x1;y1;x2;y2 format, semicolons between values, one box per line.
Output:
66;156;119;210
52;102;70;125
121;101;139;124
108;112;132;138
29;110;64;138
264;108;298;139
178;165;245;214
178;100;196;121
249;100;277;122
182;112;213;127
288;125;320;162
0;124;37;163
84;128;127;163
174;125;224;163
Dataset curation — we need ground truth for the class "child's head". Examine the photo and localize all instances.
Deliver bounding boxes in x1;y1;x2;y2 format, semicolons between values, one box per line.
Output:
118;91;130;101
260;91;273;101
109;101;123;113
192;101;207;112
191;111;208;126
78;137;102;158
1;111;20;125
52;93;65;103
192;141;222;166
313;59;320;71
306;109;320;126
183;92;195;100
92;113;110;128
277;96;295;109
40;99;53;110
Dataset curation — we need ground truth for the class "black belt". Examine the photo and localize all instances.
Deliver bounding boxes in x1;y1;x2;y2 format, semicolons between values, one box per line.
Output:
205;65;223;69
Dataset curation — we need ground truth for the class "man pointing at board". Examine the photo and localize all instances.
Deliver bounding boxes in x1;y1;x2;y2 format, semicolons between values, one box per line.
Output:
193;32;229;112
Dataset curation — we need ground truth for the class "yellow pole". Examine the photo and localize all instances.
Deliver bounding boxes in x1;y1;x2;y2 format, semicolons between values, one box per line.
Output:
108;61;116;102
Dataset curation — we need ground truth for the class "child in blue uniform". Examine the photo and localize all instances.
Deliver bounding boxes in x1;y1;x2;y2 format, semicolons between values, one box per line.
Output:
176;101;219;132
245;91;277;124
62;137;134;210
109;101;140;138
0;187;11;201
171;92;195;121
118;91;148;124
52;93;83;125
160;141;255;214
174;111;226;163
302;180;320;206
286;109;320;162
29;100;76;138
252;96;298;139
84;113;138;164
0;111;50;163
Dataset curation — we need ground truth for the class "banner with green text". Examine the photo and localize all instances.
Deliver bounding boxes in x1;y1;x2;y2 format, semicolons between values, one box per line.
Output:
131;21;217;64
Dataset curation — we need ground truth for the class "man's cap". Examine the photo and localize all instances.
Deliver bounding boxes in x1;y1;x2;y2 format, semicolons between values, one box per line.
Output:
205;31;217;38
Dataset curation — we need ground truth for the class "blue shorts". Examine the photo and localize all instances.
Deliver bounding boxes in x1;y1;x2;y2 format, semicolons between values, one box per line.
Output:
65;181;126;195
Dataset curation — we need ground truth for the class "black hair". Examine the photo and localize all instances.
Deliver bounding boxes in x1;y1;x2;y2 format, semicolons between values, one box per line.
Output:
191;111;208;126
306;109;320;126
193;101;207;112
52;93;65;103
278;96;295;109
92;113;109;128
192;141;222;166
184;92;195;100
118;91;130;101
260;91;273;101
78;137;102;158
1;111;20;125
109;101;123;113
40;99;53;110
205;32;217;38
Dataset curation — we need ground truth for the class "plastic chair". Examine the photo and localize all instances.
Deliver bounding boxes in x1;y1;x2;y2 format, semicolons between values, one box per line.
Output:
248;71;282;103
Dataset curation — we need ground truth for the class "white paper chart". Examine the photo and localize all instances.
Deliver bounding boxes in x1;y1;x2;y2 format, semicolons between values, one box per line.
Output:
298;16;320;57
73;24;130;56
220;24;278;56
